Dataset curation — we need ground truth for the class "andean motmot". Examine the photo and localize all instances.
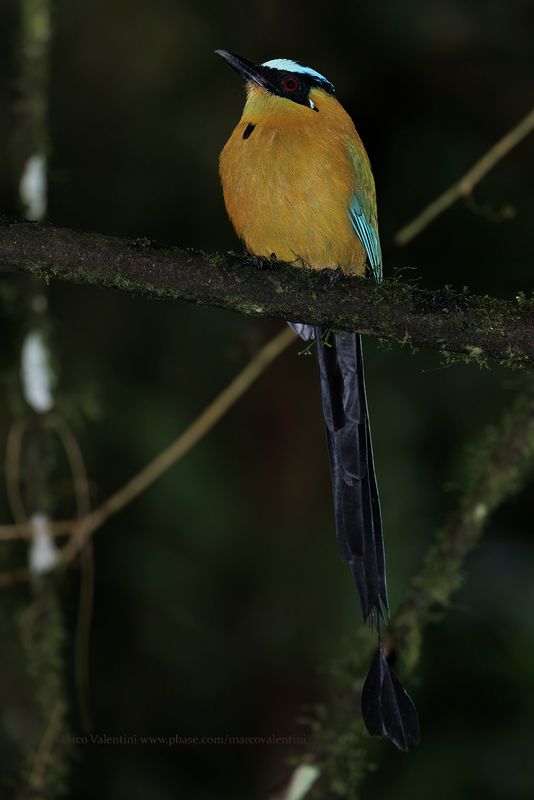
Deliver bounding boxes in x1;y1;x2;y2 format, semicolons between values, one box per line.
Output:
217;50;420;751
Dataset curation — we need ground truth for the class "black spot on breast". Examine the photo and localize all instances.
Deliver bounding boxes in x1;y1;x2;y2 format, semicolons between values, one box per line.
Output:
243;123;256;140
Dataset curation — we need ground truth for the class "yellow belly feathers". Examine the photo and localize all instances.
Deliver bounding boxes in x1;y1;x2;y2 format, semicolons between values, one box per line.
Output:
219;87;369;275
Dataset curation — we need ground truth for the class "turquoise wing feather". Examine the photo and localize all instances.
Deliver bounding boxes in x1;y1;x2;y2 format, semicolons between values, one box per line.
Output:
346;137;382;282
349;197;382;282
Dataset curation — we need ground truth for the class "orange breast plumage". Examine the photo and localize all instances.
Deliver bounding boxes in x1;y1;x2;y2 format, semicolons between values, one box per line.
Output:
219;88;371;275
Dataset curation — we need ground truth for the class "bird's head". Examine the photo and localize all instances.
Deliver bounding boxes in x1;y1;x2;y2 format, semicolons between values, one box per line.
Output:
216;50;337;120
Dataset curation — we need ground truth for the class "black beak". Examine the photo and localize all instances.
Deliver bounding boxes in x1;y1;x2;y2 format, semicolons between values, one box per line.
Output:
215;50;273;92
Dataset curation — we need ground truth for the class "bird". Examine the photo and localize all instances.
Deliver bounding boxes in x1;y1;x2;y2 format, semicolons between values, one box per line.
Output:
216;49;420;751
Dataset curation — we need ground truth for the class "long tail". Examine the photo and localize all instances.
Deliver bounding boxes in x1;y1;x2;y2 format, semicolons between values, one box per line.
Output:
315;328;387;620
314;327;420;751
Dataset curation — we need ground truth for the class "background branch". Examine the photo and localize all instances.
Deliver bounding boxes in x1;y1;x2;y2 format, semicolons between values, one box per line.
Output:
1;219;533;368
0;327;296;584
394;108;534;246
10;1;71;797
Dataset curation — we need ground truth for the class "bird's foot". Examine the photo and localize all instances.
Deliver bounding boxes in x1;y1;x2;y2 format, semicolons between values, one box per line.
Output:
320;267;344;289
248;253;277;271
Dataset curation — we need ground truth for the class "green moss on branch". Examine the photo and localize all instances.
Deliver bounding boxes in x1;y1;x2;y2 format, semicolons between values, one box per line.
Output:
1;219;534;368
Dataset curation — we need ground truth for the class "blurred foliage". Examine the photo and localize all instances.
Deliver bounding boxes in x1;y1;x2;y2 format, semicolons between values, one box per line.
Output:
0;0;533;798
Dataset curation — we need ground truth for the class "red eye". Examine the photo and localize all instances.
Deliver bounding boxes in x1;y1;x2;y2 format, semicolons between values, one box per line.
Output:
282;76;299;92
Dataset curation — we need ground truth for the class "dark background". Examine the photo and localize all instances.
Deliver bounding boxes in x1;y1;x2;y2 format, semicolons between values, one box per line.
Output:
1;1;534;798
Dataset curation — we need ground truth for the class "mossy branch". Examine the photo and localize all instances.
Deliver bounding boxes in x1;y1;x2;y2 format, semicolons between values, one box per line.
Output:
10;1;71;797
388;378;534;668
1;218;533;369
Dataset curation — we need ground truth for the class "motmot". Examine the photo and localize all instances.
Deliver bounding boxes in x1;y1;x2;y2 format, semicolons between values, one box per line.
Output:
217;50;420;751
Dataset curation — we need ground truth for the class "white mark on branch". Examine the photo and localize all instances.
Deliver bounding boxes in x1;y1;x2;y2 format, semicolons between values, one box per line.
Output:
472;503;488;523
21;330;54;413
19;154;47;221
274;765;320;800
29;512;59;574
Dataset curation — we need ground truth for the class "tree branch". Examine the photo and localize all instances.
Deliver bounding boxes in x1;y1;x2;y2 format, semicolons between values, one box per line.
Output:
1;219;533;368
0;327;297;585
394;107;534;246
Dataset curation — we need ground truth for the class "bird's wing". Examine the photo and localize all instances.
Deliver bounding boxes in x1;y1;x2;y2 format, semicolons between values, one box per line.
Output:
349;197;382;282
346;137;383;282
